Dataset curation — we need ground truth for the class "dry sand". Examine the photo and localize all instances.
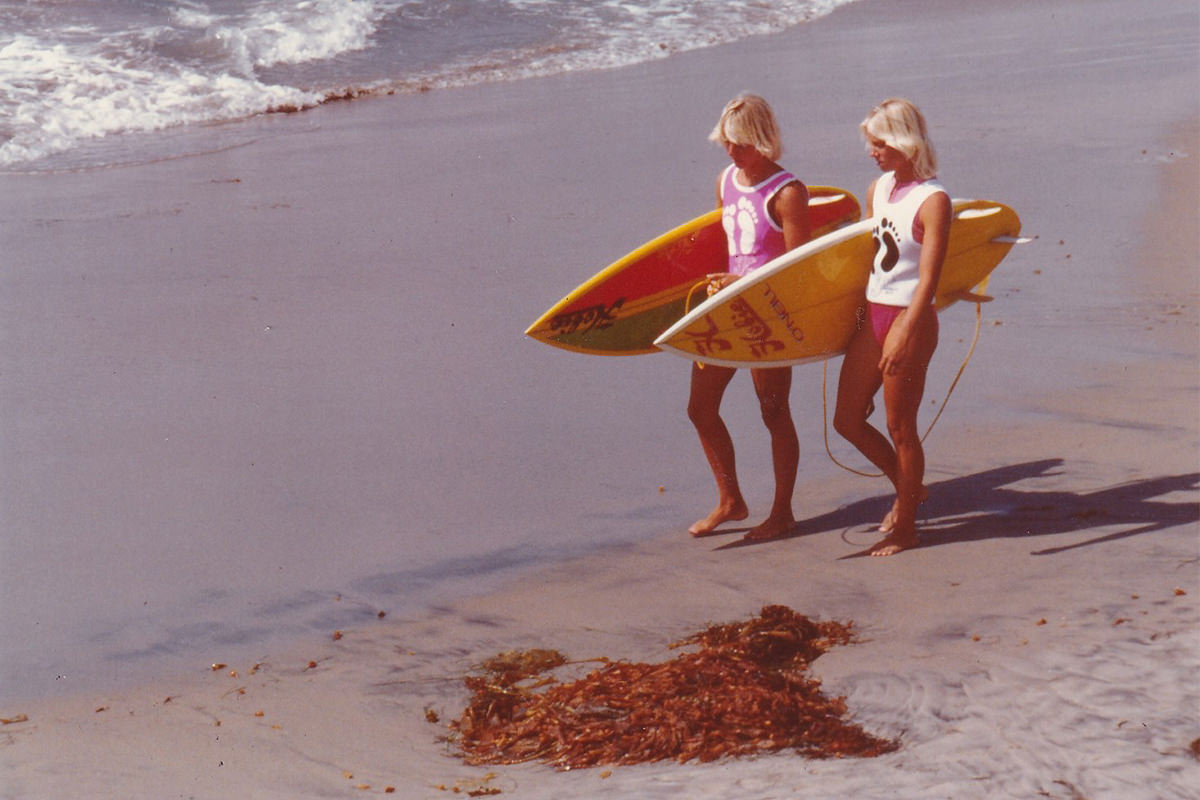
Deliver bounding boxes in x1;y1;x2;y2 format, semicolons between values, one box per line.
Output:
2;0;1198;797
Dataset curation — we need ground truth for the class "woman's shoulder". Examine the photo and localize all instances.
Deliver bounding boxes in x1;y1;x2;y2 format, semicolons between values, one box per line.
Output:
866;175;886;211
914;179;950;210
772;178;808;209
870;171;895;197
775;169;806;191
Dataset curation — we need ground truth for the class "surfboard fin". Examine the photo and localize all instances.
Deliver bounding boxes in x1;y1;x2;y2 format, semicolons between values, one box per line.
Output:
948;289;994;303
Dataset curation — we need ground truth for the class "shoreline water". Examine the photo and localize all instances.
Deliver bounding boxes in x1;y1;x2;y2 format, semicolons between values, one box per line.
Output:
2;0;1198;796
0;0;859;173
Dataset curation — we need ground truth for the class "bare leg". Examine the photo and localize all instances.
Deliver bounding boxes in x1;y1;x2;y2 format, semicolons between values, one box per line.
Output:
871;310;939;556
687;362;748;535
744;367;799;541
833;323;894;481
879;484;929;533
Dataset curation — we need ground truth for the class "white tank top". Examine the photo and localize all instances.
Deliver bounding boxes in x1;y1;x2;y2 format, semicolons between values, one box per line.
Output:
866;172;947;306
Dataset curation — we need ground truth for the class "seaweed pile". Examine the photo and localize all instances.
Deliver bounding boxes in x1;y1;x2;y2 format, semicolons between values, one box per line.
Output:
449;605;897;769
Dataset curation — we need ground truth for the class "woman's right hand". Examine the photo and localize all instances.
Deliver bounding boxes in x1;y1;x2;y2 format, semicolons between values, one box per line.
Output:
705;272;738;296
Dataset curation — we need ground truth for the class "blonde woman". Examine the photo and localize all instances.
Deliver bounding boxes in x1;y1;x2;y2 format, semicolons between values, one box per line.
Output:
687;94;811;541
834;98;951;556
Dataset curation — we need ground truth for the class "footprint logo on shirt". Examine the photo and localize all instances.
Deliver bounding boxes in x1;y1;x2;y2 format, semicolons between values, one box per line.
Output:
721;204;737;253
735;196;759;255
872;217;900;273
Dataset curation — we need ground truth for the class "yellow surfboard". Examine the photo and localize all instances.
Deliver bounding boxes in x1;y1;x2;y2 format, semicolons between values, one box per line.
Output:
652;199;1022;367
525;187;860;356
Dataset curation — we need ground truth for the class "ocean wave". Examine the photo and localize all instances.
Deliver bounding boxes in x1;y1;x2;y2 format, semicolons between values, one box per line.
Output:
0;0;853;171
0;33;323;168
206;0;389;73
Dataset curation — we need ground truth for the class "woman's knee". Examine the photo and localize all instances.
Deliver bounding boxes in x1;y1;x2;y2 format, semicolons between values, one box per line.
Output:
833;409;859;440
885;413;921;449
757;396;792;428
688;397;720;429
833;392;872;439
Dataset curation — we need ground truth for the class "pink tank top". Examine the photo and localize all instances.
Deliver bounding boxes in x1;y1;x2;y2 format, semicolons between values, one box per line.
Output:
720;165;798;276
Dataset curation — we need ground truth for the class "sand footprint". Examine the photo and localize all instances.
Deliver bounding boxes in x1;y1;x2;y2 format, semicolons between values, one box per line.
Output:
735;196;759;255
872;217;900;273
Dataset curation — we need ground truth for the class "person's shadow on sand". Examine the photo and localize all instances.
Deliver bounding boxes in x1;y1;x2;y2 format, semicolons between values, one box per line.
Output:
716;459;1200;557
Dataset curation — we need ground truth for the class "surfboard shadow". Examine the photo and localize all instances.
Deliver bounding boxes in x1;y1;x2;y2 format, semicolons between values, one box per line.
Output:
913;461;1199;556
714;459;1200;556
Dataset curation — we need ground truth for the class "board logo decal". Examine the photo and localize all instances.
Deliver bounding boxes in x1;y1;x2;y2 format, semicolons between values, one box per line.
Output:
549;299;625;335
762;284;804;344
683;314;732;357
730;297;784;359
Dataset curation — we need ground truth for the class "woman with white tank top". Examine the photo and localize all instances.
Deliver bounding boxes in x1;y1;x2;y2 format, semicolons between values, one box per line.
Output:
833;98;952;557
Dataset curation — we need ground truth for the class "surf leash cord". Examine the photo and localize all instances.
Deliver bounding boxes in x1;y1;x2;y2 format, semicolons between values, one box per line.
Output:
820;297;987;478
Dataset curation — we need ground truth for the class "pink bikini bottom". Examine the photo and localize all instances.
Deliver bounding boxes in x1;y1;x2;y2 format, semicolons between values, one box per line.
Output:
867;301;937;346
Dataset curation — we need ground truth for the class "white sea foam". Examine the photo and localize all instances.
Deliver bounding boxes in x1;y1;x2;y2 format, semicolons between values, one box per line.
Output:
0;33;321;168
0;0;855;171
209;0;387;72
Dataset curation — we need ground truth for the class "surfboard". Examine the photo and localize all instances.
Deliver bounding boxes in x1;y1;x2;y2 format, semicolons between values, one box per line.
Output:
524;186;860;356
652;199;1022;368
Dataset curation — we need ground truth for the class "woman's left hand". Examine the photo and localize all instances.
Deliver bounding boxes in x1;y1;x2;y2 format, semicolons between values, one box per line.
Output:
878;315;913;375
883;311;926;376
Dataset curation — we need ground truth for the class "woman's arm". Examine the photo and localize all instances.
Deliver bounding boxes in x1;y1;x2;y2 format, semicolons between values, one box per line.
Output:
707;173;734;293
907;191;951;310
772;181;811;251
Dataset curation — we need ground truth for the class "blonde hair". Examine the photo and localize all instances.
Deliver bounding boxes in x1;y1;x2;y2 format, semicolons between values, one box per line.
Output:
861;98;938;180
708;94;783;161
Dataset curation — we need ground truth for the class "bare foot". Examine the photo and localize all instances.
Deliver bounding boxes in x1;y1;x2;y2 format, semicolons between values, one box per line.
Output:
743;513;796;542
869;529;919;556
879;485;930;533
689;501;749;536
